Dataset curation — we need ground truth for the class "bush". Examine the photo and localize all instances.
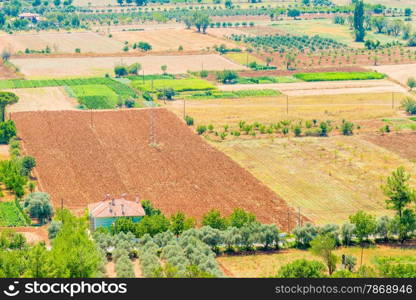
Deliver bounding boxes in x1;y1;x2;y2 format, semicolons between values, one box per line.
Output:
0;120;16;144
48;220;62;239
142;92;153;101
21;156;36;176
184;115;194;126
341;120;354;135
114;65;128;77
401;97;416;115
216;70;238;84
277;259;325;278
22;192;53;224
196;125;207;135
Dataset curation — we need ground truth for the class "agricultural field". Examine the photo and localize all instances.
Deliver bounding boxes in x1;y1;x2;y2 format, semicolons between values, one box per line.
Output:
132;78;216;92
0;32;125;54
110;28;238;52
271;19;402;47
370;63;416;86
214;134;416;225
218;79;406;96
12;109;302;228
10;54;246;78
333;0;416;8
217;245;416;278
167;92;407;126
6;87;76;113
0;201;29;227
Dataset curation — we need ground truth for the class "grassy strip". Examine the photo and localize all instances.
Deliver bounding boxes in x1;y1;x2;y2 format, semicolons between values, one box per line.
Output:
131;78;216;92
236;76;299;84
69;85;119;109
0;201;29;226
184;89;280;100
294;71;385;81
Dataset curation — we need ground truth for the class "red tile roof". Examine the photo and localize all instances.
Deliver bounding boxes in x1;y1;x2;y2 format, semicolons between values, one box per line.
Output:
88;198;145;218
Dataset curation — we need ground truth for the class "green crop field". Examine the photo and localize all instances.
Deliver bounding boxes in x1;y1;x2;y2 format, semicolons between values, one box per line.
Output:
184;89;280;100
294;71;385;81
132;78;216;92
0;201;29;226
68;85;119;109
0;77;137;100
236;76;300;84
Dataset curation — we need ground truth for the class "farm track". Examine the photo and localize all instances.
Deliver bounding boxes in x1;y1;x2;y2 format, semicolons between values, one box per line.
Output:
12;109;302;229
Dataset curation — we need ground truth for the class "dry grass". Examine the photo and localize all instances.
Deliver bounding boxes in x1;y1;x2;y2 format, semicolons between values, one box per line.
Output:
11;54;246;78
218;80;407;96
213;135;416;225
0;32;124;54
166;93;405;127
371;64;416;86
111;28;237;52
217;245;416;278
6;87;76;113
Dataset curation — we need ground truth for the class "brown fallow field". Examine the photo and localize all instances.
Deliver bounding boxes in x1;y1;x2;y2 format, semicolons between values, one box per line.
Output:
0;32;125;54
12;109;306;230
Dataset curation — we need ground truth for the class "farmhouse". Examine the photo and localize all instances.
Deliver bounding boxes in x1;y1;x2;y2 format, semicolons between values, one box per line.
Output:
88;197;145;230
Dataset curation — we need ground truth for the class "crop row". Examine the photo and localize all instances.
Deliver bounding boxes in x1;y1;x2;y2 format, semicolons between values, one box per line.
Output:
294;71;385;81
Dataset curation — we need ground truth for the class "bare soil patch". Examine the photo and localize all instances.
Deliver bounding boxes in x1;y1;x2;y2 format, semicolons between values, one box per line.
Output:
2;226;49;245
370;63;416;86
0;32;124;54
6;87;76;113
12;109;302;229
361;132;416;161
111;29;237;52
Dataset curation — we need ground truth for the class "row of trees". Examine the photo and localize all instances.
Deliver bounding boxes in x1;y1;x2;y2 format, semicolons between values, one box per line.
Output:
0;209;104;278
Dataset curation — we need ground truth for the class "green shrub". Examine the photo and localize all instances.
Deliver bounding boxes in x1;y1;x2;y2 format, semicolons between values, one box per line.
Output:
196;125;207;135
184;115;194;126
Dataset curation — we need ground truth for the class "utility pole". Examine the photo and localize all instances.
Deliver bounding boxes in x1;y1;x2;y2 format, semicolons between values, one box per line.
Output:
286;95;289;114
287;210;290;232
183;98;186;119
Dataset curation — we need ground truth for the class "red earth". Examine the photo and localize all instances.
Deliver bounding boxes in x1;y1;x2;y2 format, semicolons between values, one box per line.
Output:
12;109;307;229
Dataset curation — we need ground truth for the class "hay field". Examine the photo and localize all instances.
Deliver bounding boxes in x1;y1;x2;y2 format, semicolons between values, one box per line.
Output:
6;87;76;113
218;79;407;96
213;135;416;225
217;245;416;277
167;93;404;127
111;29;237;51
370;63;416;86
11;54;246;78
0;32;124;54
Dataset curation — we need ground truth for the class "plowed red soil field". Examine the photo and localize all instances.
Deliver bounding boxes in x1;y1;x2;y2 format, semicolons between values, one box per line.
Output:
361;132;416;160
12;109;303;228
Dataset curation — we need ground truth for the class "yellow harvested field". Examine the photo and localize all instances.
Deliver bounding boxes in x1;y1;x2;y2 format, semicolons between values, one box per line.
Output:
111;29;237;51
213;135;416;225
218;80;407;96
11;54;246;78
6;87;76;112
167;93;404;126
217;246;416;278
0;32;124;54
370;64;416;86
